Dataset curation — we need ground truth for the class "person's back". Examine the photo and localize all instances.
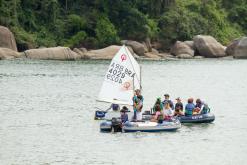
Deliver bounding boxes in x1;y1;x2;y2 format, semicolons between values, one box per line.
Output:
185;103;195;116
153;98;163;112
185;98;195;116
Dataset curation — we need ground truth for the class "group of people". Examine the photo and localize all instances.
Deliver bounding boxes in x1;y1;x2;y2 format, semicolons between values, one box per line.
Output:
151;94;210;122
112;90;210;123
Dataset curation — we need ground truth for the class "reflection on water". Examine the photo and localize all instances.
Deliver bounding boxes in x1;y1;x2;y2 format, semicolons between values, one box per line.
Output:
0;59;247;165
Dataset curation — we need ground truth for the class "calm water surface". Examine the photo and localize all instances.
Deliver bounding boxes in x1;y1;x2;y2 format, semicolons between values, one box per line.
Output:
0;59;247;165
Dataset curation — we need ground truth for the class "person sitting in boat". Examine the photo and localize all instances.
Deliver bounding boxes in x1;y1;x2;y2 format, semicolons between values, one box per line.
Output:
193;98;203;114
200;103;211;114
151;104;163;123
133;89;144;121
120;106;129;123
153;97;163;113
185;98;195;116
162;94;174;110
174;97;184;116
163;102;173;121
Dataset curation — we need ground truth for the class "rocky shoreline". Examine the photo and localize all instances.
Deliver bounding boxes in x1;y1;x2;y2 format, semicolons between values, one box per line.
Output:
0;25;247;60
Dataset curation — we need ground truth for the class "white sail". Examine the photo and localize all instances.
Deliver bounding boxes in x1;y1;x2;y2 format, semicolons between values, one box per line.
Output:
98;45;141;105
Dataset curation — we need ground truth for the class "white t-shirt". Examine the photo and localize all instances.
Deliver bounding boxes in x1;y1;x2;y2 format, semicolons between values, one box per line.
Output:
163;108;173;116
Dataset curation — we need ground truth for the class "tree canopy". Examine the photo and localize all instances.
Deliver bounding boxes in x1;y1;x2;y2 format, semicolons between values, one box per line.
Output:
0;0;246;51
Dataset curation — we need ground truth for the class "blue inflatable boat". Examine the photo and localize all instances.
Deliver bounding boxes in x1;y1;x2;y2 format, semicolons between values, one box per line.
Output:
100;118;181;133
177;113;215;123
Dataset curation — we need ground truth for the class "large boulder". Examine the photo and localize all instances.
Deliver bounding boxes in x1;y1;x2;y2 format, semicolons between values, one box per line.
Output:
177;54;194;59
171;41;194;57
0;26;17;51
24;47;81;60
193;35;226;58
84;45;122;59
184;40;195;50
73;48;90;59
144;52;161;59
233;37;247;59
121;40;145;56
0;48;21;60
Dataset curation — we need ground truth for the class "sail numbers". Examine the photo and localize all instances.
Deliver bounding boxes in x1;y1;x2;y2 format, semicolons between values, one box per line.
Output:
106;62;135;84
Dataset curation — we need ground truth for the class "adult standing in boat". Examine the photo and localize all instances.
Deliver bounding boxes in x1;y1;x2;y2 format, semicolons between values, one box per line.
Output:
162;94;174;110
133;89;144;121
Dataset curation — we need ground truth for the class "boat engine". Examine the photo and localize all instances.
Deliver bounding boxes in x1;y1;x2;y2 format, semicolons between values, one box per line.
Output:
111;117;122;132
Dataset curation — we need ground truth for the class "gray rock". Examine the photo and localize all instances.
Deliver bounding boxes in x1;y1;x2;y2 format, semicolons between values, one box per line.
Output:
24;47;80;60
177;54;194;59
144;52;161;59
184;40;195;49
0;48;21;60
193;35;226;58
0;26;17;51
171;41;194;57
79;47;87;53
226;39;240;56
194;56;205;59
151;48;159;55
84;45;122;60
233;37;247;59
121;40;145;56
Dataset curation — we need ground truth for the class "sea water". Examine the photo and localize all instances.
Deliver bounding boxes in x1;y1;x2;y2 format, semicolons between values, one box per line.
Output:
0;59;247;165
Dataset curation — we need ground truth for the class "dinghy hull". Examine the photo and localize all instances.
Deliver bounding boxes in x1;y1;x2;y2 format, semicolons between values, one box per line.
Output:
177;113;215;123
123;120;181;132
100;119;181;133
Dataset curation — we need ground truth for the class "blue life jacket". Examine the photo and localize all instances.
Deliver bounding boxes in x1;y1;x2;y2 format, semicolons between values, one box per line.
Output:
185;103;195;116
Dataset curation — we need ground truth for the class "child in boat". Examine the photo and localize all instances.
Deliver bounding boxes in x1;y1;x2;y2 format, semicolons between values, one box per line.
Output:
151;104;163;123
120;106;129;123
174;97;184;116
163;102;173;120
185;98;195;116
153;97;163;112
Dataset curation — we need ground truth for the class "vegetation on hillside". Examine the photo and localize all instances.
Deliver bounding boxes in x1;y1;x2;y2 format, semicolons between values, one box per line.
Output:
0;0;246;51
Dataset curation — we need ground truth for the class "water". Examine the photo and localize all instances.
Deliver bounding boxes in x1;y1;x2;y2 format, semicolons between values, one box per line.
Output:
0;59;247;165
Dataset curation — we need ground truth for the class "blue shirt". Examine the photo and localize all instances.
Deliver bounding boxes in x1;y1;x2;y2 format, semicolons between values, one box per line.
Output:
185;103;195;116
121;113;128;123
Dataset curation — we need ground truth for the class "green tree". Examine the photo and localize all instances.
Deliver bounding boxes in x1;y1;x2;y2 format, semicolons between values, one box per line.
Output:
95;15;119;47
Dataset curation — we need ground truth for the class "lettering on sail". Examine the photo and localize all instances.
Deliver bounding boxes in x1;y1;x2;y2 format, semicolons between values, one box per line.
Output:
106;62;135;84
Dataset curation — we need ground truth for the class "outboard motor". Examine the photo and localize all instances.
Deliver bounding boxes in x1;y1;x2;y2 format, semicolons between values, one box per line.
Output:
94;111;107;120
111;117;122;132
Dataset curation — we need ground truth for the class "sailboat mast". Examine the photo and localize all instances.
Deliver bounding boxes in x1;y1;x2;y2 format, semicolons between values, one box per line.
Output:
140;65;142;91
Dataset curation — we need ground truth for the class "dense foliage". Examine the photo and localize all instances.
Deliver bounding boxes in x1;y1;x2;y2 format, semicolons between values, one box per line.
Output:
0;0;246;51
